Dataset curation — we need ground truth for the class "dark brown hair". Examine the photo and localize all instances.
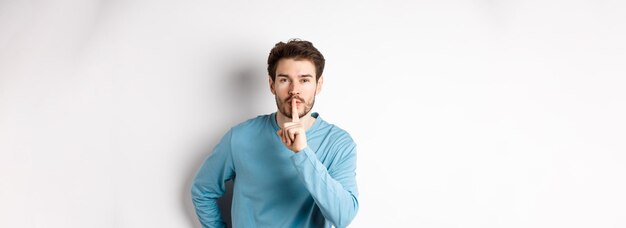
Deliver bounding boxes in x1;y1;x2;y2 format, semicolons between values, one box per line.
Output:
267;39;325;81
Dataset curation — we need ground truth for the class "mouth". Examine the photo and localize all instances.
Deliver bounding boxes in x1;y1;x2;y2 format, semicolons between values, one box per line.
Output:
289;98;302;104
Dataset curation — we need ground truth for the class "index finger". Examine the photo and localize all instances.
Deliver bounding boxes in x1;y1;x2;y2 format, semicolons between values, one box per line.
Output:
292;98;299;122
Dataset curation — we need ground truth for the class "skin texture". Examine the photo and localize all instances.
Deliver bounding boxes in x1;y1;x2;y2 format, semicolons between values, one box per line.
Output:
270;58;324;152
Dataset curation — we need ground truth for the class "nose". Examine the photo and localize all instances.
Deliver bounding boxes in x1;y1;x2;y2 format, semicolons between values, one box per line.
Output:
289;81;301;96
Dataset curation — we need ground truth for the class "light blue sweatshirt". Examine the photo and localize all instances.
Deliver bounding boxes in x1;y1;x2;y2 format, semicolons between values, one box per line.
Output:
191;112;359;228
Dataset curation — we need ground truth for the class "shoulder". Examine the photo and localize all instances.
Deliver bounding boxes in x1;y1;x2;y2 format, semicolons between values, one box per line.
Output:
315;117;358;164
328;124;354;141
316;116;356;147
230;113;274;134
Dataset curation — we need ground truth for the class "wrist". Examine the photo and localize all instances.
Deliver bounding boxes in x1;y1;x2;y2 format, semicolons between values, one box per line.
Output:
293;145;307;153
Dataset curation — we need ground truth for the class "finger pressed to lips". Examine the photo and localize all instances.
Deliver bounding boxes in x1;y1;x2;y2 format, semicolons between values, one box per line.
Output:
291;98;299;122
288;97;304;105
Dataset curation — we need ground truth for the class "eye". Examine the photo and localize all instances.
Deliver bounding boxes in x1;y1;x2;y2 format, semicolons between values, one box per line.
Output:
279;78;288;83
301;79;310;83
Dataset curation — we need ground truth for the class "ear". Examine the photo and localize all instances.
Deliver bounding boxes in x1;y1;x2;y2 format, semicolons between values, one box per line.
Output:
316;76;324;94
269;76;276;95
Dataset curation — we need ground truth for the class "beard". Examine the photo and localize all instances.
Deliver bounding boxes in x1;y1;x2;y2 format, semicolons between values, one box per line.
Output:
275;94;316;119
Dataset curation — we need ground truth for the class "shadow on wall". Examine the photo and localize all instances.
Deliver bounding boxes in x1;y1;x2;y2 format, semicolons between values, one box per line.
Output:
182;60;266;228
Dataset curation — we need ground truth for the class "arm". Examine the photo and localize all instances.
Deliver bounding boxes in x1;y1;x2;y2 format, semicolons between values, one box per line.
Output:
290;141;359;228
191;130;235;228
279;101;358;227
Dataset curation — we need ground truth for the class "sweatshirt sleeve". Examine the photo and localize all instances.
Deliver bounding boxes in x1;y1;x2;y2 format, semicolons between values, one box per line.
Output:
191;130;235;228
290;139;359;228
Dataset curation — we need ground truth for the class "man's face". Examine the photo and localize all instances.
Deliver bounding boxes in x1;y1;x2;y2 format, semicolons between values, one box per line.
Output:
270;58;323;119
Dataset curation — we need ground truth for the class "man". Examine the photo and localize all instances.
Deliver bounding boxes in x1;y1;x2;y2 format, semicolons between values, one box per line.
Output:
191;39;359;228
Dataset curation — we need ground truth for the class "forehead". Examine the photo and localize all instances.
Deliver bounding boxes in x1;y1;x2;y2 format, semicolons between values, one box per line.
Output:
275;58;316;77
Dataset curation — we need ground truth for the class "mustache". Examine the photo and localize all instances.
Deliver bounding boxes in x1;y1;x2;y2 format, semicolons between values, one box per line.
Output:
286;97;304;103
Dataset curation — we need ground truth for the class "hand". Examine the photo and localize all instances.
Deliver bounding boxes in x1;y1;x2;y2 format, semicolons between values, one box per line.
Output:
276;98;307;152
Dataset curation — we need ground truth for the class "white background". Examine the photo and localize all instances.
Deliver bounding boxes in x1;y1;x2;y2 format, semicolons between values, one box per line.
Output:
1;0;625;227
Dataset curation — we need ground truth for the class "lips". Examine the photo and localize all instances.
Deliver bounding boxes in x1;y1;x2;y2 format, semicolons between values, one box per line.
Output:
289;98;303;104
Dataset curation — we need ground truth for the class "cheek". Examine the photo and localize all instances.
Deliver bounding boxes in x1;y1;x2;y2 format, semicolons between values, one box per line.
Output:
305;85;318;94
274;83;289;92
274;87;289;99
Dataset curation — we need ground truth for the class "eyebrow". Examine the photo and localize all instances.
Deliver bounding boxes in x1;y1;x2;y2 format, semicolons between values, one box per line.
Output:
276;74;313;78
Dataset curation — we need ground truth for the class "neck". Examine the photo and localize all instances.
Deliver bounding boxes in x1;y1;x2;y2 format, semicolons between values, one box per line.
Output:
276;111;316;130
